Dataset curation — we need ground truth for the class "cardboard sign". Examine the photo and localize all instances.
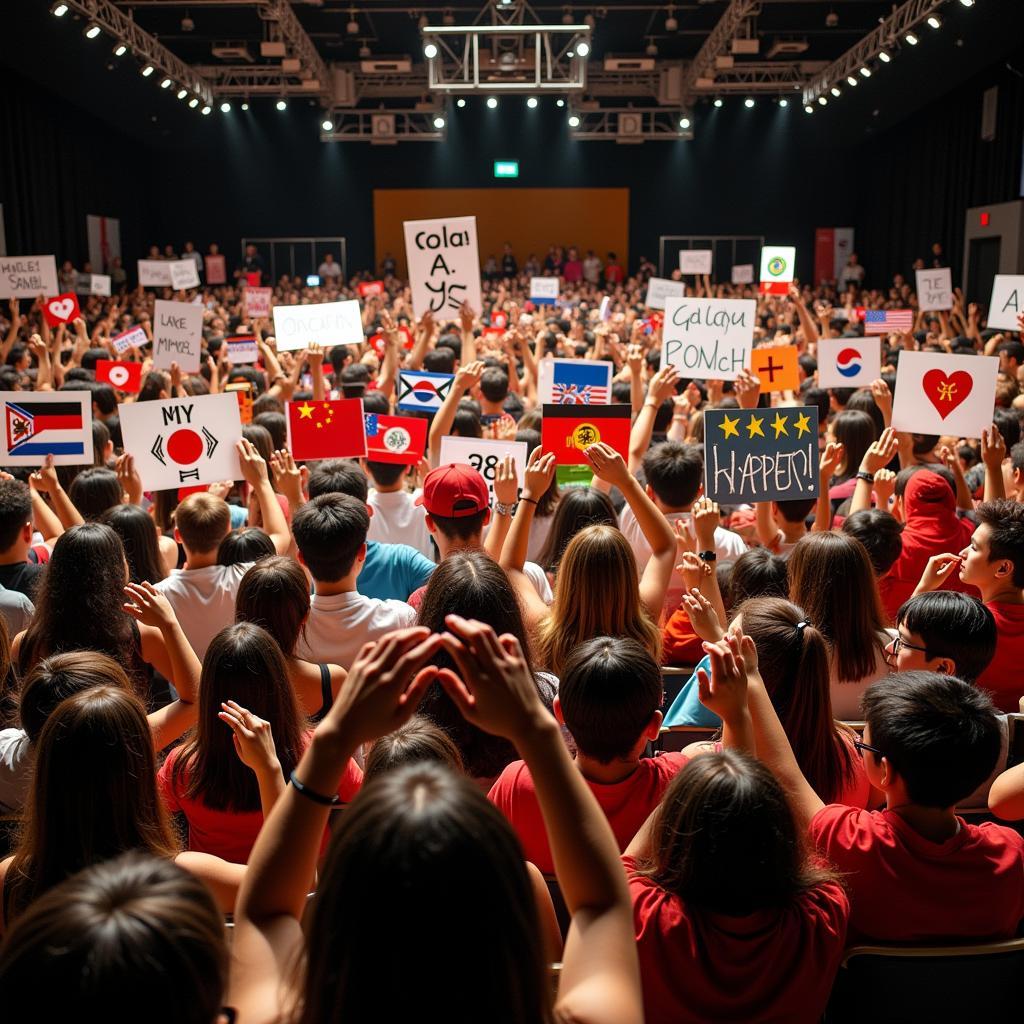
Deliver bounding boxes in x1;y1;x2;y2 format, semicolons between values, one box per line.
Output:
169;259;201;290
891;351;999;439
205;254;226;285
42;293;80;327
749;345;799;392
244;287;272;321
137;260;173;288
96;359;142;393
679;250;713;275
226;384;253;425
0;256;58;299
759;246;796;295
286;398;366;461
817;337;882;390
541;404;632;466
120;393;243;490
272;300;362;352
916;268;953;313
731;264;754;285
153;299;204;373
538;358;612;404
89;274;111;297
644;277;685;310
661;297;757;381
358;280;385;298
226;337;259;364
599;296;612;321
439;436;528;499
364;413;427;465
530;277;560;305
0;391;93;466
403;215;482;318
988;275;1024;332
112;325;147;354
396;370;455;412
704;406;819;504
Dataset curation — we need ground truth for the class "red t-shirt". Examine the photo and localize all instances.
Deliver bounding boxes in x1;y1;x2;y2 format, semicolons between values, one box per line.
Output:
976;601;1024;712
605;263;623;283
158;735;362;864
661;607;706;667
809;804;1024;943
562;259;583;283
488;753;689;875
624;855;848;1024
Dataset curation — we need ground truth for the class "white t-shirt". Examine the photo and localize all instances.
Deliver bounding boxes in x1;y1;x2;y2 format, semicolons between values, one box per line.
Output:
367;488;434;559
295;591;417;670
318;261;343;279
0;728;31;814
828;630;895;721
526;512;556;565
154;562;254;660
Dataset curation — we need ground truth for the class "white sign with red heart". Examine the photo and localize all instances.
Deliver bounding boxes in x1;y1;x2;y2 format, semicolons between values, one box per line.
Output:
43;293;80;327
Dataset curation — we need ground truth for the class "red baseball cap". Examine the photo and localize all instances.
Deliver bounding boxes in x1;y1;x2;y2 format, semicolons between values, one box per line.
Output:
417;464;490;518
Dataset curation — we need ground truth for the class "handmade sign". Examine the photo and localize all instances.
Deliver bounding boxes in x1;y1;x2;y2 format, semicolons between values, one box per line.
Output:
205;254;226;285
644;277;685;310
0;391;93;466
286;398;366;461
538;358;612;405
0;256;58;299
439;436;528;498
396;370;455;413
96;360;142;393
120;394;242;490
731;264;754;285
491;311;508;329
916;268;953;313
891;351;998;439
988;276;1024;331
137;260;173;288
364;413;427;465
541;404;631;466
358;280;385;298
226;337;259;364
112;325;147;354
530;277;560;305
90;274;112;296
244;287;272;321
169;260;201;290
817;337;881;389
679;250;712;275
272;300;362;352
759;246;796;295
153;299;203;373
749;345;799;392
42;293;80;327
661;297;756;381
599;296;612;321
403;215;482;317
704;406;819;504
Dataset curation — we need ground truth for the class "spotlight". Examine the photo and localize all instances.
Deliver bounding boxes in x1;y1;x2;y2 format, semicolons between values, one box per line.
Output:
713;97;723;108
527;97;538;109
113;43;128;57
346;13;359;34
859;65;872;77
818;95;827;105
665;10;678;32
744;97;754;108
906;32;918;45
960;0;974;6
433;116;445;128
322;118;334;131
276;99;287;111
846;75;858;86
220;101;231;113
50;2;68;15
141;64;155;77
189;98;199;108
645;40;658;56
568;114;580;127
241;102;249;111
567;51;574;58
830;86;841;97
487;96;498;109
576;41;590;57
423;41;438;59
456;98;466;108
201;105;211;115
804;104;814;113
177;89;187;100
927;15;941;28
678;116;690;129
556;98;565;108
85;23;102;39
779;98;788;108
160;78;172;89
878;50;892;62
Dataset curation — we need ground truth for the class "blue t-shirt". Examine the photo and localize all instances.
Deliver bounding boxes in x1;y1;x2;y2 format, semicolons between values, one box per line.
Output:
358;541;435;602
663;654;721;728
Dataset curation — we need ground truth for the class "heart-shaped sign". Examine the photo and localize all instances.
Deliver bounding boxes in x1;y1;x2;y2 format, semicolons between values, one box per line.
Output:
922;368;973;418
43;293;80;327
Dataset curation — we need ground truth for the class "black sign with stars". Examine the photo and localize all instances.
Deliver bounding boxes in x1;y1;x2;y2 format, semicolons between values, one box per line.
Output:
703;405;820;504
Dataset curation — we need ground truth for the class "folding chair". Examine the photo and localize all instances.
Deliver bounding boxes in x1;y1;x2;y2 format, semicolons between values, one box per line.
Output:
656;725;719;753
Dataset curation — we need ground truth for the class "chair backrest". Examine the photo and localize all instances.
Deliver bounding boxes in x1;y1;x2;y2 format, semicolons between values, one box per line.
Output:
660;666;694;711
957;713;1010;813
656;725;718;753
825;937;1024;1022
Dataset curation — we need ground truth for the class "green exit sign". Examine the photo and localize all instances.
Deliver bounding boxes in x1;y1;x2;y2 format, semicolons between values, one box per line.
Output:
493;160;519;178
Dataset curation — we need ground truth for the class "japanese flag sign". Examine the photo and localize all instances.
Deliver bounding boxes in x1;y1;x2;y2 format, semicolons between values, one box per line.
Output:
891;351;998;440
119;393;243;491
403;216;482;319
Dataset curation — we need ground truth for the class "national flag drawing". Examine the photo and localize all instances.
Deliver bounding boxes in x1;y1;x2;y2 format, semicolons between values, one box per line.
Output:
4;398;86;457
541;404;631;466
864;309;914;335
396;370;455;412
287;398;366;461
540;359;612;405
364;413;427;465
96;359;143;393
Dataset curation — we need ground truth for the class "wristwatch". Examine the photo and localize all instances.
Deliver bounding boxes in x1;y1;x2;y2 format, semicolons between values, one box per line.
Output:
494;501;516;517
855;471;875;484
698;550;717;562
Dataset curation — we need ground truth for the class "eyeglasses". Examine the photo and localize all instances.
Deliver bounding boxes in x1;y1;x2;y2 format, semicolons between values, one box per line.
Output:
889;634;929;656
854;739;884;759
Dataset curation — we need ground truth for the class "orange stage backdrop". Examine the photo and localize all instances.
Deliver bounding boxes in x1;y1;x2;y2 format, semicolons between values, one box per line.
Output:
373;188;629;279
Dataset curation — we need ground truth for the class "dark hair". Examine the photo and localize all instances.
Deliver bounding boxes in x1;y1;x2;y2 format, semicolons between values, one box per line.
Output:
997;340;1024;364
558;637;662;763
0;478;32;552
172;623;304;812
976;499;1024;587
292;493;369;582
364;719;464;781
479;368;509;403
641;442;703;508
801;387;831;423
252;411;287;450
423;348;456;374
861;672;1001;807
137;371;168;403
895;592;997;683
427;508;489;543
993;408;1021;450
306;459;369;501
241;424;274;467
843;389;885;436
235;555;310;656
636;751;835;913
727;548;788;610
830;410;877;484
451;405;483;438
100;504;166;584
0;851;226;1024
838;508;900;576
216;526;275;566
774;498;816;525
536;487;616;573
365;461;407;487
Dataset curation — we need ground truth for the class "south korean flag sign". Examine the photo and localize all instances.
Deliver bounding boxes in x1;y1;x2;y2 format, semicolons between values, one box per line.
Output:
119;393;243;491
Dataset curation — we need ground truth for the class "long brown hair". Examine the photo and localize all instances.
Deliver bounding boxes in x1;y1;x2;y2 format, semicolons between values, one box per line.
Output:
235;555;310;656
5;685;177;923
738;598;856;803
535;524;661;677
788;531;887;682
172;623;304;812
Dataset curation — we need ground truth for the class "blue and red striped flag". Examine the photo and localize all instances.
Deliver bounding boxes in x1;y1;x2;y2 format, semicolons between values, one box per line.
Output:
4;397;87;458
864;309;914;335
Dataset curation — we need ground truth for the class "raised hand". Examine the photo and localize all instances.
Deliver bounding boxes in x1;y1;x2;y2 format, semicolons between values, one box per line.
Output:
218;700;281;777
861;426;899;474
690;495;719;551
583;441;631;490
236;437;270;487
697;632;750;724
122;580;178;631
523;447;556;501
681;587;724;643
492;454;519;507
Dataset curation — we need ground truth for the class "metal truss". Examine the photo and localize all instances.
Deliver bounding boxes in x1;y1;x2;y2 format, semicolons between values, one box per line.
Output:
194;64;325;96
568;107;691;142
319;111;445;144
256;0;332;104
679;0;762;107
802;0;945;104
694;60;826;94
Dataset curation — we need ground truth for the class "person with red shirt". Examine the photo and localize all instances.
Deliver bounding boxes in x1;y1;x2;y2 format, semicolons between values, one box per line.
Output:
489;636;688;873
562;246;583;284
604;252;624;285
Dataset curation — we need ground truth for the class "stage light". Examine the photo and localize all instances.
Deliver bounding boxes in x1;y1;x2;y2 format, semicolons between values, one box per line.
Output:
576;41;590;57
830;86;841;97
927;15;941;28
487;96;498;109
141;64;154;77
423;42;438;59
527;97;538;108
85;23;102;39
201;105;211;115
113;43;128;57
568;114;580;127
906;32;918;45
779;98;788;108
556;98;565;108
846;75;858;86
241;102;249;110
160;78;172;89
678;116;690;129
322;119;334;131
878;50;892;62
804;104;814;113
456;98;466;108
818;96;827;106
959;0;974;6
276;99;287;111
665;10;678;32
744;97;754;108
359;44;371;59
713;98;723;108
177;88;187;99
433;116;445;128
346;13;359;34
220;102;231;112
50;3;68;16
189;98;199;108
859;65;872;77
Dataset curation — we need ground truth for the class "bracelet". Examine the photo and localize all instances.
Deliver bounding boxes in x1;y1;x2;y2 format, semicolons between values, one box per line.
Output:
520;496;539;506
855;471;875;484
493;501;516;517
289;771;340;806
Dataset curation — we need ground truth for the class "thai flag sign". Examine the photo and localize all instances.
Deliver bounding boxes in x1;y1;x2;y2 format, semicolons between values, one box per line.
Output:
0;392;93;466
538;358;612;405
396;370;455;413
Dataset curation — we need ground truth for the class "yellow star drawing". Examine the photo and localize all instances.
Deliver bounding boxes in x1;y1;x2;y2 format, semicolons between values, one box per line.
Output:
719;414;740;440
746;415;765;439
771;413;788;438
297;402;314;419
793;412;812;437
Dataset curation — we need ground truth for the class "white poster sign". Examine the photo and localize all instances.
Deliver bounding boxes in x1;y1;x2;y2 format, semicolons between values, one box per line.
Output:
153;299;203;373
759;246;796;291
169;259;201;290
817;337;882;389
988;275;1024;331
227;338;260;364
731;264;754;285
138;260;173;288
0;255;58;299
271;300;363;352
916;268;953;313
119;393;243;491
438;436;528;500
661;297;757;381
112;326;147;354
679;250;713;275
403;215;482;318
89;274;111;296
244;287;272;321
645;277;685;310
891;351;999;439
530;277;559;305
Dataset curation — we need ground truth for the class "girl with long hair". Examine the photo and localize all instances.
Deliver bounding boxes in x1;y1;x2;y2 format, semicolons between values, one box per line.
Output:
535;484;617;579
101;503;168;584
826;409;879;510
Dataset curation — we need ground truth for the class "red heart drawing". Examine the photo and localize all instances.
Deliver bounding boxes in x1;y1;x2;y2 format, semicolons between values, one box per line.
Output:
922;369;973;418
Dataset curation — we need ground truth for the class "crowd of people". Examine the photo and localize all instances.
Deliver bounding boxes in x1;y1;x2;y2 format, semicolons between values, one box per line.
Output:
0;236;1023;1022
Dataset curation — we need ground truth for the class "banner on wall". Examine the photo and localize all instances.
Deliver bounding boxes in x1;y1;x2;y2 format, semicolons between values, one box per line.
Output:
813;228;854;285
86;215;121;274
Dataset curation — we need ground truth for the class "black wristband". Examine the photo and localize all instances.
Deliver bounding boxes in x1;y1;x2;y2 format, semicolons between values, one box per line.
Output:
856;471;875;484
289;771;340;806
698;550;717;562
520;496;539;506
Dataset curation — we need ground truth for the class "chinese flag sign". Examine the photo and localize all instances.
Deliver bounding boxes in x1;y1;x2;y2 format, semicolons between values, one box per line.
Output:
364;413;427;465
286;399;366;461
541;404;631;466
